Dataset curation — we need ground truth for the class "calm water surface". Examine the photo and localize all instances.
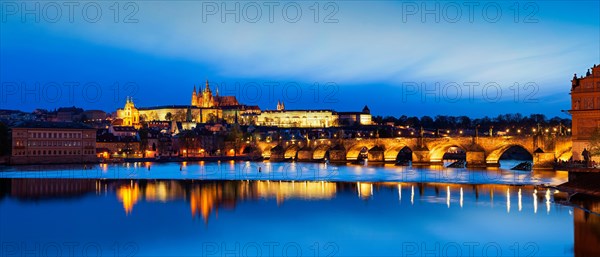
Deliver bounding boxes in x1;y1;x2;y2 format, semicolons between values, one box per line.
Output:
0;161;569;185
0;162;598;257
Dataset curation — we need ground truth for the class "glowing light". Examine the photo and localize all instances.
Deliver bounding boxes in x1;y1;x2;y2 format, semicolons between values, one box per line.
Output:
357;182;373;199
459;187;463;208
398;184;402;202
411;185;414;205
533;189;538;214
446;186;450;208
518;188;522;212
545;188;551;214
506;188;510;213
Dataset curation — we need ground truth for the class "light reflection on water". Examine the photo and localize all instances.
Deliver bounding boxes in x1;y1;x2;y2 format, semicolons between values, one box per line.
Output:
0;161;569;185
0;178;598;256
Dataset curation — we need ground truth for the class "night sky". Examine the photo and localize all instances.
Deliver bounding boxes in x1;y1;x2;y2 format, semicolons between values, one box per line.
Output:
1;0;598;117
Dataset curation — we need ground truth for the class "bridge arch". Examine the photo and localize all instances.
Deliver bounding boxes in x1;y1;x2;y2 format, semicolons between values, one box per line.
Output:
486;144;533;165
284;144;301;159
241;145;259;155
313;144;331;160
261;145;272;158
384;144;412;162
346;143;371;161
429;143;470;164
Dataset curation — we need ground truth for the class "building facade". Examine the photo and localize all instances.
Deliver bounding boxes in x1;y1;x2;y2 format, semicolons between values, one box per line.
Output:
570;64;600;161
11;122;97;164
248;102;372;128
115;97;141;128
256;109;337;128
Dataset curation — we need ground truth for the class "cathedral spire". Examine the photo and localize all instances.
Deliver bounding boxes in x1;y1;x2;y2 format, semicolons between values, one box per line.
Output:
205;79;210;92
191;85;198;106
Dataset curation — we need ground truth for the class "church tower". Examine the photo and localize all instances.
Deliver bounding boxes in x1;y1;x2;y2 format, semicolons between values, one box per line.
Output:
191;85;198;106
117;96;140;129
202;80;214;108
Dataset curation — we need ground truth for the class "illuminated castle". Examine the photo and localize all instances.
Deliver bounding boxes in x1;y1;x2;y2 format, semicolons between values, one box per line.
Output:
191;80;239;108
114;80;370;128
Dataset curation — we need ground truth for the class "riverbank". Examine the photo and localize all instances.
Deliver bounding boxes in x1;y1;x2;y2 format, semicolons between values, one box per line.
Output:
121;155;262;163
1;155;264;166
557;168;600;197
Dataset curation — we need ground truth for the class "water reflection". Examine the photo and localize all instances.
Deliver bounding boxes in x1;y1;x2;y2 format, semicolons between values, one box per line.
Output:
0;178;582;219
117;183;139;215
1;178;599;256
571;196;600;257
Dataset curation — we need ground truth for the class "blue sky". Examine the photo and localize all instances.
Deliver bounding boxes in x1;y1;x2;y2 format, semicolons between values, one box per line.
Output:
1;0;598;117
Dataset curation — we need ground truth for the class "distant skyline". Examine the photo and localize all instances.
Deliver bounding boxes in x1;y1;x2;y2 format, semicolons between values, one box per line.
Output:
1;0;598;117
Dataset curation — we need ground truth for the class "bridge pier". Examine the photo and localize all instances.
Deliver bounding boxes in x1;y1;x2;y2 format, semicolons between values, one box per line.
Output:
466;151;486;168
368;146;385;162
329;144;347;163
412;149;431;166
297;147;313;162
533;152;555;170
269;145;286;162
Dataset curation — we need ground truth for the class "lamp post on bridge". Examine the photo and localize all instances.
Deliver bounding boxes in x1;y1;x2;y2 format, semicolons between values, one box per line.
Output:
475;124;480;144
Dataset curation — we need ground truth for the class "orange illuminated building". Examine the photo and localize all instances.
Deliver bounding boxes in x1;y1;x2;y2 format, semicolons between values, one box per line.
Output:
570;64;600;161
10;121;98;164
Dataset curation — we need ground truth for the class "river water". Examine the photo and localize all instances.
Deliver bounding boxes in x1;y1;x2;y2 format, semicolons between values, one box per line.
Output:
0;161;598;256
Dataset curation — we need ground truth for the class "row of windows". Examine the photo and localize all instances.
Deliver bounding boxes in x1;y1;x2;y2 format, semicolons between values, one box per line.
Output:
28;132;91;139
14;140;95;147
27;141;82;147
13;150;96;156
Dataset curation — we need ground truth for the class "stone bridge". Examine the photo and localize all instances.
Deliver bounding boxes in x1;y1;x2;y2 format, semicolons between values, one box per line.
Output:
252;136;572;169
